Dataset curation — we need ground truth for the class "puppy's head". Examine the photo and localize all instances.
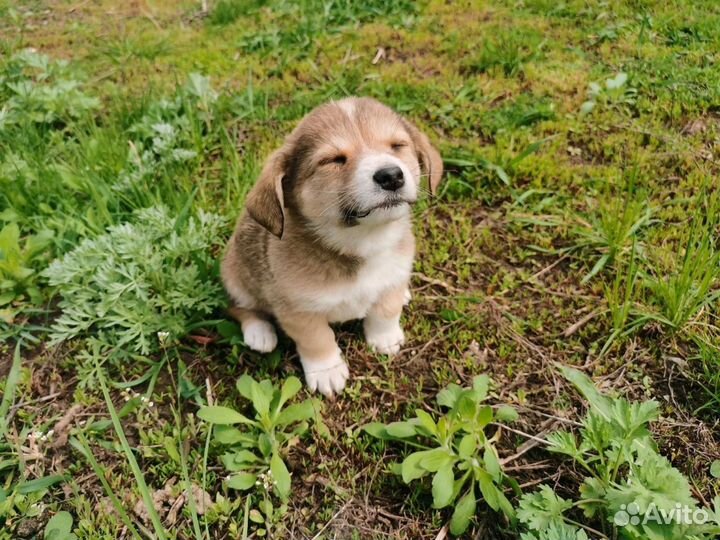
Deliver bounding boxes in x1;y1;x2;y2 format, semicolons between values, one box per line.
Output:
245;97;442;238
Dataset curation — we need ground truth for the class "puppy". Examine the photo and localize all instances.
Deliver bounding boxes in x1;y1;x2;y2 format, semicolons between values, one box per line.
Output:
221;97;442;397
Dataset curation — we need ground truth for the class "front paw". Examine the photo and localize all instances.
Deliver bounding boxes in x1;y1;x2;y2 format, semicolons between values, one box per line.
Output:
242;319;278;353
299;348;350;397
365;318;405;355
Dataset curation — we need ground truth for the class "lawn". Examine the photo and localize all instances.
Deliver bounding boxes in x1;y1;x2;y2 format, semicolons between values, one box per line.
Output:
1;0;720;538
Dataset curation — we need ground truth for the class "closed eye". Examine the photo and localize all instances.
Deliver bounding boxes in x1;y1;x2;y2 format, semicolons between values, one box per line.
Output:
319;154;347;166
391;142;408;151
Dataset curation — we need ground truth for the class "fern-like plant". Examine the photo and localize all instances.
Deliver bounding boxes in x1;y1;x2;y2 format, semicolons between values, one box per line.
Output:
43;206;226;353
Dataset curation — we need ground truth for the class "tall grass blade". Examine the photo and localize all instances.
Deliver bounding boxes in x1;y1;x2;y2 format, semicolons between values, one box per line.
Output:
70;432;144;540
0;342;23;439
97;364;168;540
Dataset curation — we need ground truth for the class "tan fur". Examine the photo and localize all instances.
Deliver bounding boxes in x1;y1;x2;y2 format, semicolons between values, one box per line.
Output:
369;284;409;320
244;151;286;238
221;97;443;396
401;119;444;194
275;311;338;361
227;305;266;327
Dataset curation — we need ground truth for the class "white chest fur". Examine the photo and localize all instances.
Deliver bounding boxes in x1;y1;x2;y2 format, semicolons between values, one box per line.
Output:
324;248;413;322
295;218;414;322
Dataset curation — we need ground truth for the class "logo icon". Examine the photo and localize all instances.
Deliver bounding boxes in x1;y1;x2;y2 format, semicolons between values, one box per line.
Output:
614;503;641;526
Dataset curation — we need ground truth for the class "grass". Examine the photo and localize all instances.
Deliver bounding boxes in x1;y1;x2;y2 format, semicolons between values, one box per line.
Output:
1;0;719;538
0;344;22;439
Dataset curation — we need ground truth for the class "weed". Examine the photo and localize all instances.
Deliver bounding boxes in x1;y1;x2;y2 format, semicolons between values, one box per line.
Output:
0;223;52;321
571;180;652;284
592;23;627;45
465;30;545;77
695;341;720;414
0;344;22;439
445;137;549;196
101;37;171;65
581;73;637;115
364;375;520;535
481;95;556;137
663;24;709;46
43;511;77;540
70;432;144;540
0;475;67;531
519;366;720;539
641;206;720;333
236;0;417;59
0;345;68;532
198;375;324;535
0;49;98;129
97;368;168;540
208;0;260;26
113;74;219;209
43;206;226;354
600;242;649;356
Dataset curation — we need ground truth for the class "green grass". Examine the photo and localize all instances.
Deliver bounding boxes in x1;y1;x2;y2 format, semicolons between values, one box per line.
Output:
1;0;720;538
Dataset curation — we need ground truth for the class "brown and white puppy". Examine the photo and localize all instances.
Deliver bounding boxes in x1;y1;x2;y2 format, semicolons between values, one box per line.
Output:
221;97;442;397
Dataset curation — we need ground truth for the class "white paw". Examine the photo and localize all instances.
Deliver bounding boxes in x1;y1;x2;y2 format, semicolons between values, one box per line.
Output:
242;319;277;353
299;348;349;397
403;288;412;305
365;316;405;355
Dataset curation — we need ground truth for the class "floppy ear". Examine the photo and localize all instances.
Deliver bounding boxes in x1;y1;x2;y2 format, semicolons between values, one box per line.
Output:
245;150;287;238
402;119;444;195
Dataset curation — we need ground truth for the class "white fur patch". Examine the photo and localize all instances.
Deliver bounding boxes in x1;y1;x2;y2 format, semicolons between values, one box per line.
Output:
294;219;414;323
241;319;277;353
299;347;349;397
336;99;355;117
352;152;417;210
318;212;411;258
364;313;405;355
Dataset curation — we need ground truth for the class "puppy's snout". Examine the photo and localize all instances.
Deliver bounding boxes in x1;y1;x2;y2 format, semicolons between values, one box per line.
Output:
373;166;405;191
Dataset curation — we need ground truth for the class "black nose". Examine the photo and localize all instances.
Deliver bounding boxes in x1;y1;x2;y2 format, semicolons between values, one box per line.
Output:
373;166;405;191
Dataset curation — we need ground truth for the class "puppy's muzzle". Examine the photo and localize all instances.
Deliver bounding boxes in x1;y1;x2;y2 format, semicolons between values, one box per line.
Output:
341;197;409;223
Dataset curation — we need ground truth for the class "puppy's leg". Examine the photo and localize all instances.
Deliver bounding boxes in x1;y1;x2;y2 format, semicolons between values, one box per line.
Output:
364;285;407;355
222;268;277;353
276;311;349;397
403;287;412;305
228;306;278;353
